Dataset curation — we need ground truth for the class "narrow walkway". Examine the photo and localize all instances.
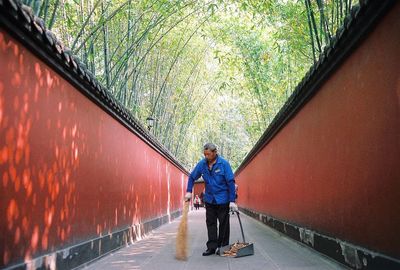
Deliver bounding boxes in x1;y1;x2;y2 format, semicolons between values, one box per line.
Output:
83;209;349;270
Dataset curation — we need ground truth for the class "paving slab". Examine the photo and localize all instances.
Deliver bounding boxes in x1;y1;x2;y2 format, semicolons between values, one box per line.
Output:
82;208;349;270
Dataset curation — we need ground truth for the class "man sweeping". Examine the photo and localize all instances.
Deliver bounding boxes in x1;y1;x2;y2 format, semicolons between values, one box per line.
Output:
185;143;237;256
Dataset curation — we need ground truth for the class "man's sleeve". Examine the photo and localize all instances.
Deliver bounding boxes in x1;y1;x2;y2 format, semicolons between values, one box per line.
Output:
186;162;202;192
224;161;236;202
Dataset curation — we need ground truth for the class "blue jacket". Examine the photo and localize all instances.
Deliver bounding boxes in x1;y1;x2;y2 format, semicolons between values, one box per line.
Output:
187;155;235;204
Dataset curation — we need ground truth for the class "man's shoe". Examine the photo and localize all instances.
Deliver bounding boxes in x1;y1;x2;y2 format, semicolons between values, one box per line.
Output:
202;249;216;256
215;248;220;255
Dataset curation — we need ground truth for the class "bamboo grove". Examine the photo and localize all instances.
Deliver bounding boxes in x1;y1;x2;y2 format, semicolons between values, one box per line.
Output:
21;0;356;169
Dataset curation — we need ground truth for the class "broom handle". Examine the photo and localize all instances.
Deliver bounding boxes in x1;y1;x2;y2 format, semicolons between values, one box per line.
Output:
184;200;189;213
235;211;246;243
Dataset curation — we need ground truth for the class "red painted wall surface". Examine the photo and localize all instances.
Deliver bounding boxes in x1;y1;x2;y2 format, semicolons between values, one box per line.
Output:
236;3;400;259
193;181;205;197
0;30;187;267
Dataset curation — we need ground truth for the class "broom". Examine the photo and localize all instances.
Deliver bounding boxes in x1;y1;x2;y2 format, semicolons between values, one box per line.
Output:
175;200;190;260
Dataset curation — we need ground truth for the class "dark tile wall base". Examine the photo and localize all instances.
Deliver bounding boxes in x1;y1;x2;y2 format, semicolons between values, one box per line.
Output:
4;210;182;270
240;207;400;270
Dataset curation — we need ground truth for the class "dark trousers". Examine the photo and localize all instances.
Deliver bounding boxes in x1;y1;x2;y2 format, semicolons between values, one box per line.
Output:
205;202;230;250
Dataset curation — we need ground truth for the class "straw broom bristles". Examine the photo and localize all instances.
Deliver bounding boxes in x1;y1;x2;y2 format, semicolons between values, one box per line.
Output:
176;200;189;260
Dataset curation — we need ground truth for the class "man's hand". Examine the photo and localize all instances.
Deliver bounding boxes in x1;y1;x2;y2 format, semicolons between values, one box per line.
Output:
229;202;238;212
184;192;192;201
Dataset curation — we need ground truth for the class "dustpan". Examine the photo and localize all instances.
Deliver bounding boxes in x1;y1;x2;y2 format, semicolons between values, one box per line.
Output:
219;210;254;258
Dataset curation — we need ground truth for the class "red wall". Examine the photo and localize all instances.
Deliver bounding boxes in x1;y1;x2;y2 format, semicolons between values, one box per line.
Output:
236;3;400;259
0;30;187;267
193;181;205;197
